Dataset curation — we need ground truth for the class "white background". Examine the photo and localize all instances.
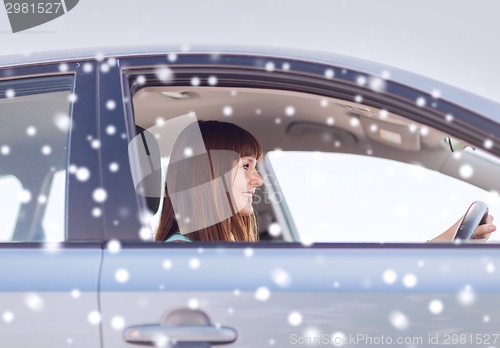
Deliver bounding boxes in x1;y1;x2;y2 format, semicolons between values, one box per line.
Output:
1;0;500;103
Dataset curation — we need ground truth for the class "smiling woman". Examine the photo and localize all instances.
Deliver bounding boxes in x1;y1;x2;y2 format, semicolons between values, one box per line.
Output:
154;120;264;242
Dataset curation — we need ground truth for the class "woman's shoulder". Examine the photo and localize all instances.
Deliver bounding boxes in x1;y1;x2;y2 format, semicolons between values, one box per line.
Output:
165;231;192;243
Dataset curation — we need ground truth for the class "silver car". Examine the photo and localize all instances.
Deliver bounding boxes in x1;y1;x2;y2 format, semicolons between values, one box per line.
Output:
1;47;499;347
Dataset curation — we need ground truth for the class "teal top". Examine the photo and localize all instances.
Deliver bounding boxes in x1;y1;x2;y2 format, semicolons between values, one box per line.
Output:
165;231;192;243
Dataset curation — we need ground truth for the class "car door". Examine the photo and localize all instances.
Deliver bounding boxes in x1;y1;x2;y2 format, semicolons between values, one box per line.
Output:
0;60;103;347
98;51;500;348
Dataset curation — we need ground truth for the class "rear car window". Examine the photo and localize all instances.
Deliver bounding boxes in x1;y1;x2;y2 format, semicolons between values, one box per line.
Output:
0;75;74;242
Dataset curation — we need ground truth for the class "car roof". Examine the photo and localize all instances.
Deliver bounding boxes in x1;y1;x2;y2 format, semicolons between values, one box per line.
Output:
1;45;499;123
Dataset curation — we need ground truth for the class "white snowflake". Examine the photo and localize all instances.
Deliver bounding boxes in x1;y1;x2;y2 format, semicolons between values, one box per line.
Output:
41;145;52;155
331;331;347;346
155;67;173;83
94;52;104;62
139;227;153;240
91;139;101;149
106;100;116;110
484;139;494;149
188;298;199;309
106;125;116;135
111;316;125;330
208;76;218;86
324;69;334;79
107;239;121;253
38;195;47;204
162;260;172;270
20;189;32;204
244;247;254;257
70;289;81;299
285;106;295;116
92;207;102;218
223;106;233;116
255;286;270;301
88;310;101;325
431;89;441;99
369;76;386;92
457;284;475;306
68;93;78;103
25;292;44;312
2;311;14;323
76;167;90;182
402;273;417;288
1;145;10;155
190;77;201;86
458;164;474;179
265;62;275;72
486;262;495;273
356;75;367;86
382;269;397;284
268;223;282;237
416;97;426;107
136;75;146;85
26;126;37;136
271;268;291;287
6;89;15;98
287;311;302;326
54;113;70;132
115;268;130;283
59;63;69;72
428;299;443;314
381;70;391;79
168;53;177;62
189;258;200;269
100;64;110;73
109;162;119;172
83;63;93;73
93;188;107;203
389;311;409;330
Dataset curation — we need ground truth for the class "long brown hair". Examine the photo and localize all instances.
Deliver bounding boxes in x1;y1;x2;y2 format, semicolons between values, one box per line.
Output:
155;120;263;242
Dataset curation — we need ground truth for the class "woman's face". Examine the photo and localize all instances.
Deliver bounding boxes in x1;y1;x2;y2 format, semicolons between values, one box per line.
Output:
231;156;263;216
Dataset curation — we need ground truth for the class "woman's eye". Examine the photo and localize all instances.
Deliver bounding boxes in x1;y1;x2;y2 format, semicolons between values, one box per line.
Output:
243;164;249;170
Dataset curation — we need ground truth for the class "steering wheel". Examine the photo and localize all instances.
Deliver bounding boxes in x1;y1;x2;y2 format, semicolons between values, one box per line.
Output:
453;201;489;241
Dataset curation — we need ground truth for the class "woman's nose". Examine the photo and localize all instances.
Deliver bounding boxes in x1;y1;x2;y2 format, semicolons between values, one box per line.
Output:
250;171;264;187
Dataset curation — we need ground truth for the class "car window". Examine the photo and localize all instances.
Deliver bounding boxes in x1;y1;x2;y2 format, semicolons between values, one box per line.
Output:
129;80;500;244
0;75;74;242
267;151;500;243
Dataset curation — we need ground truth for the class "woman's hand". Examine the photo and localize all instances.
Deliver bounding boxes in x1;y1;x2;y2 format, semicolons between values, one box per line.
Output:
429;214;496;242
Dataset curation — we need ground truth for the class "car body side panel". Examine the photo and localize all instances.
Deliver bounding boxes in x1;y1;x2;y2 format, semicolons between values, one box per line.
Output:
100;246;500;347
0;247;102;348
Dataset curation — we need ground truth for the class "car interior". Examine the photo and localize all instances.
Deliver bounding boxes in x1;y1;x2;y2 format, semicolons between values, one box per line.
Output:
131;86;500;242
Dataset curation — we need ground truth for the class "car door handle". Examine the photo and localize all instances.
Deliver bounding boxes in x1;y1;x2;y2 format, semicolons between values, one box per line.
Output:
123;324;237;346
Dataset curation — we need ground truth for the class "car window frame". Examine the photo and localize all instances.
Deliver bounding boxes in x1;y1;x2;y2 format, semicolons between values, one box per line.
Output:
0;60;102;242
115;52;500;245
